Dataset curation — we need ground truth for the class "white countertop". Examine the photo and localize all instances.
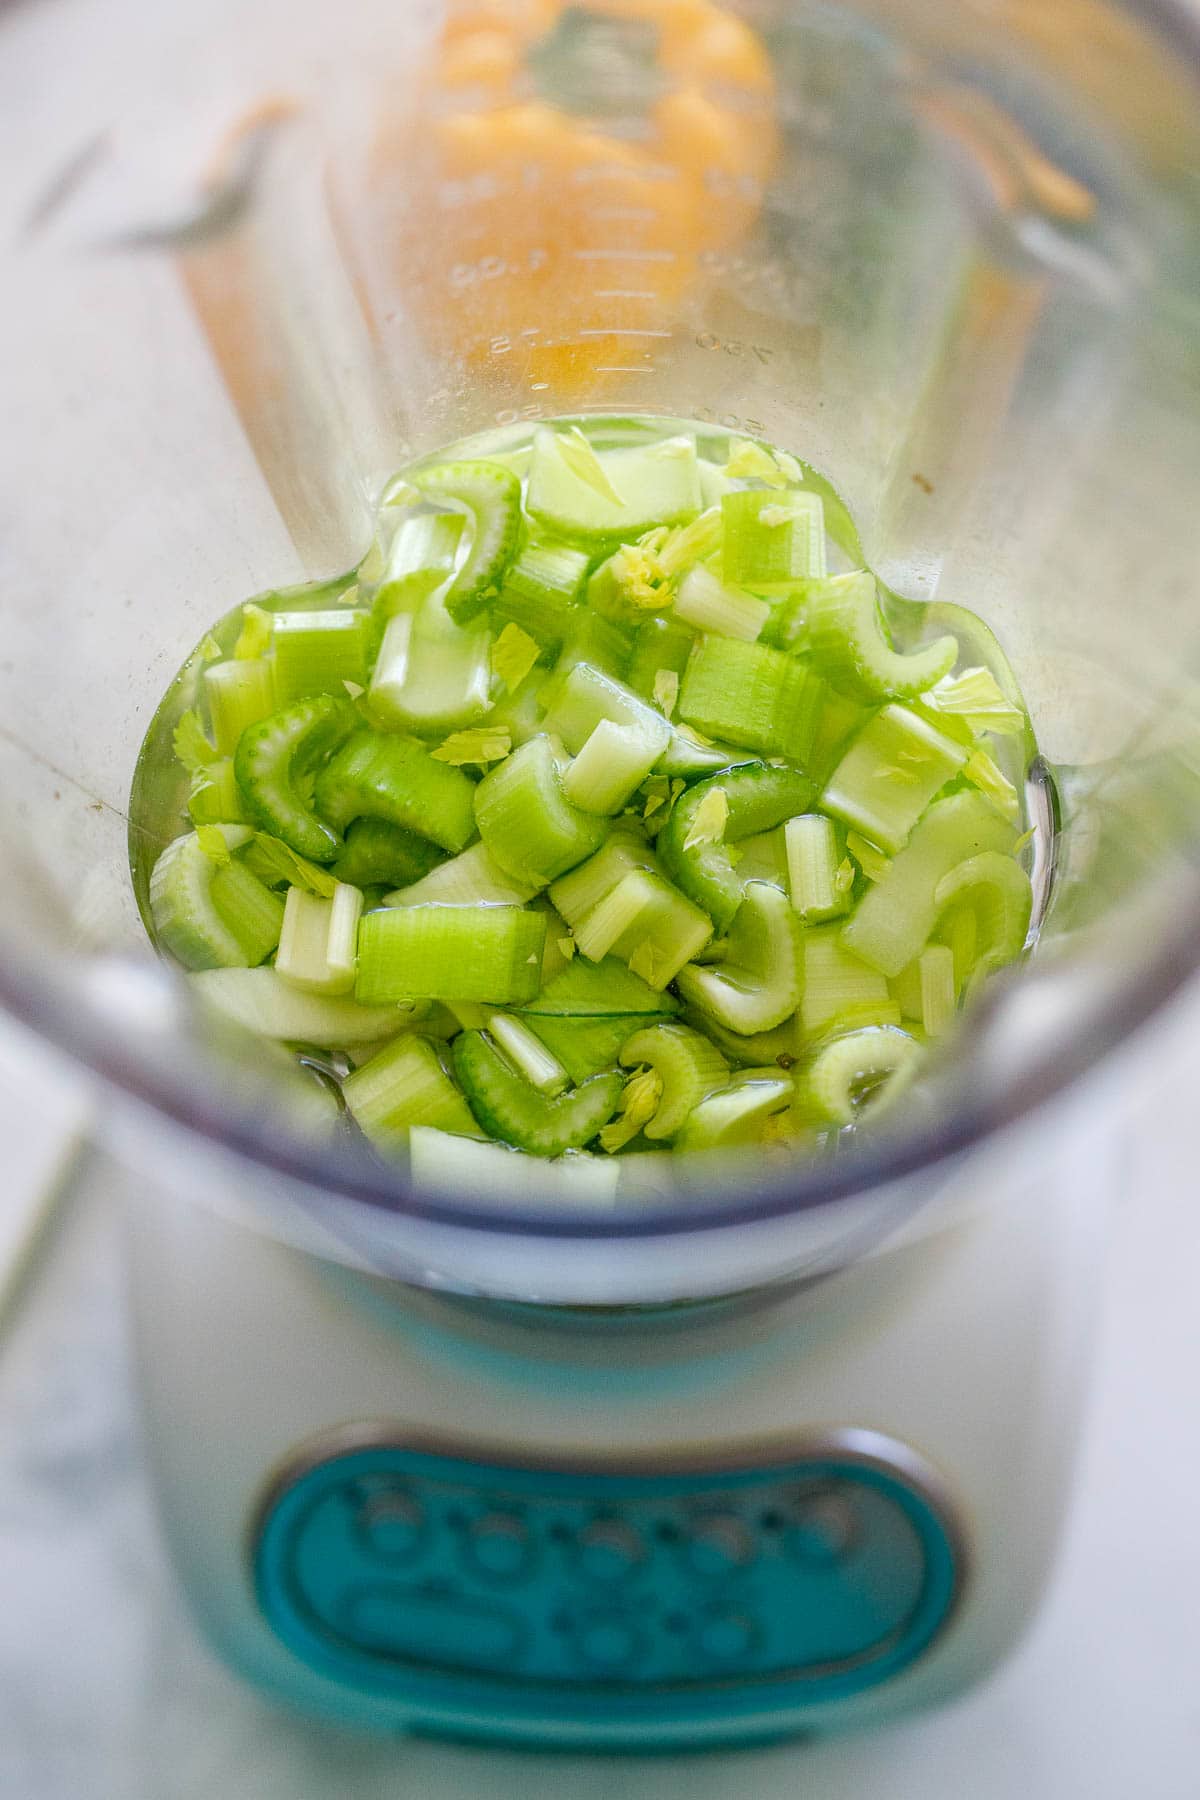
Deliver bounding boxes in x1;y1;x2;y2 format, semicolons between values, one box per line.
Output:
1;984;1199;1800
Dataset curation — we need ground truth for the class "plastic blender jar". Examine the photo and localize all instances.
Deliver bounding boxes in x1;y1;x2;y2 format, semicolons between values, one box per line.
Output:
1;0;1198;1752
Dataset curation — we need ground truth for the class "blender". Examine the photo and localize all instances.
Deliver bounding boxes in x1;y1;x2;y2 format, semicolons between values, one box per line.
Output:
2;0;1199;1752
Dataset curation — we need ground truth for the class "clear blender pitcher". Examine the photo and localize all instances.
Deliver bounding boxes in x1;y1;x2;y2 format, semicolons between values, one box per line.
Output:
2;0;1199;1752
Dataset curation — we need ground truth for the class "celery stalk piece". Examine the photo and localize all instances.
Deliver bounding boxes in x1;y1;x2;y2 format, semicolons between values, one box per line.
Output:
721;489;827;589
207;859;287;967
384;842;542;909
522;1012;672;1084
785;814;852;923
587;544;669;627
820;703;969;853
673;1069;794;1151
486;668;547;749
658;762;814;932
517;953;679;1019
493;539;590;647
840;790;1018;978
314;729;477;854
542;662;670;756
205;658;277;755
801;925;901;1034
331;818;444;891
675;881;800;1034
410;461;522;624
234;696;359;861
889;958;925;1023
483;1012;570;1096
804;572;958;702
932;850;1033;978
725;824;788;889
368;609;492;734
918;944;957;1038
189;967;425;1046
187;759;245;827
653;727;745;778
375;509;465;616
409;1128;620;1205
678;637;825;763
356;905;546;1005
275;881;363;996
474;734;607;886
626;615;696;702
794;1026;922;1129
573;870;713;990
807;685;871;786
149;825;257;970
617;1021;730;1140
526;426;702;546
271;610;373;705
671;565;770;642
678;1005;801;1068
549;827;659;929
344;1035;482;1152
562;719;671;815
452;1029;624;1155
552;610;636;685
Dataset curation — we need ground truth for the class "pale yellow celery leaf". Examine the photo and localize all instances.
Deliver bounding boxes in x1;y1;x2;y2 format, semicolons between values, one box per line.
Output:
964;748;1020;819
342;680;365;699
173;710;219;774
492;623;540;694
653;670;680;718
923;666;1024;736
234;604;273;660
431;727;513;767
559;426;625;507
195;825;233;866
682;786;729;851
557;936;576;960
627;942;664;987
598;1066;664;1153
834;857;855;894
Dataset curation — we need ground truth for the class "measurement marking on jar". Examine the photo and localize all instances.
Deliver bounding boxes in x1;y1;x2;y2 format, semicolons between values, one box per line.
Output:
593;288;657;300
578;328;671;339
572;247;677;263
595;365;659;374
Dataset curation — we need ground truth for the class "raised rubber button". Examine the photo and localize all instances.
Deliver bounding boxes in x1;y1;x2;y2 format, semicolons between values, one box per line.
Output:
463;1511;533;1580
573;1611;644;1671
575;1519;644;1582
344;1587;523;1666
784;1485;860;1565
697;1611;758;1662
355;1489;425;1563
683;1513;755;1577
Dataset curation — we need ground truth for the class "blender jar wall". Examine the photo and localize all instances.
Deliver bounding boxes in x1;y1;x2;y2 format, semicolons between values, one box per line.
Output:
0;0;1198;1290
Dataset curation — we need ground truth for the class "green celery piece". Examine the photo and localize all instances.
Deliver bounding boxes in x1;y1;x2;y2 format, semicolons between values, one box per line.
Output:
671;565;770;642
410;461;522;623
673;1069;794;1151
542;661;669;755
654;727;746;778
804;571;958;702
573;869;713;990
356;905;546;1006
453;1029;624;1155
526;426;702;546
207;858;286;966
474;734;607;886
375;508;465;616
932;849;1033;981
409;1128;620;1204
616;1021;729;1141
784;813;852;922
189;966;425;1046
820;703;969;854
721;488;827;589
552;609;635;684
794;1025;923;1129
563;719;670;816
678;637;824;764
801;925;901;1035
626;615;696;702
658;761;814;933
675;881;801;1034
368;608;492;735
313;729;477;854
331;818;445;891
807;684;872;786
678;1005;800;1069
549;827;658;929
205;657;277;755
187;759;245;827
275;882;362;996
233;695;359;861
271;609;374;705
344;1035;482;1153
493;538;590;646
385;841;541;908
518;954;680;1017
148;825;256;971
524;1012;673;1085
840;790;1017;977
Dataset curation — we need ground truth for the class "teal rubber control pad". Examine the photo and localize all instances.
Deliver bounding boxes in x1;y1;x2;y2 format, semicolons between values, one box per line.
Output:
254;1433;962;1723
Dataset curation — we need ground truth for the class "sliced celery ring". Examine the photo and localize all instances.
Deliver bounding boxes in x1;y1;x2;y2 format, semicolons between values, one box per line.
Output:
794;1026;922;1129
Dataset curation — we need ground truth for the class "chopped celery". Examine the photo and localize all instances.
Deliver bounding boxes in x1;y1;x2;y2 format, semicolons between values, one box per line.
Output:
453;1029;624;1155
313;729;478;854
679;1006;800;1069
517;953;678;1018
563;719;670;815
526;426;701;545
840;791;1017;977
275;882;363;996
492;623;542;695
344;1035;482;1151
523;1012;672;1085
921;665;1025;736
801;925;901;1034
271;610;373;704
675;881;800;1034
356;905;546;1005
917;944;957;1037
375;508;465;615
932;849;1033;980
368;610;492;734
482;1011;570;1096
187;759;245;827
149;825;258;970
672;565;770;642
331;818;444;891
678;637;824;763
234;695;359;861
385;841;541;909
409;1128;620;1205
207;858;287;967
189;967;424;1046
658;762;814;932
597;1066;665;1152
494;539;589;646
626;615;696;701
410;461;522;623
587;543;669;625
617;1021;729;1141
240;834;339;896
552;610;635;684
573;869;712;990
205;657;277;755
474;734;607;886
542;662;670;756
804;572;957;701
785;814;851;923
721;489;826;589
673;1069;794;1151
794;1026;922;1128
653;726;745;778
820;703;969;854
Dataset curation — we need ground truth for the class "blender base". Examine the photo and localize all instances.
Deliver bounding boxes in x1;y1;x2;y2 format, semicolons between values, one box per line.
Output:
125;1165;1105;1750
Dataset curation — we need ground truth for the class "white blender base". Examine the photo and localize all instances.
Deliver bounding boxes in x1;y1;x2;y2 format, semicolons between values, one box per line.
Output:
125;1162;1105;1749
